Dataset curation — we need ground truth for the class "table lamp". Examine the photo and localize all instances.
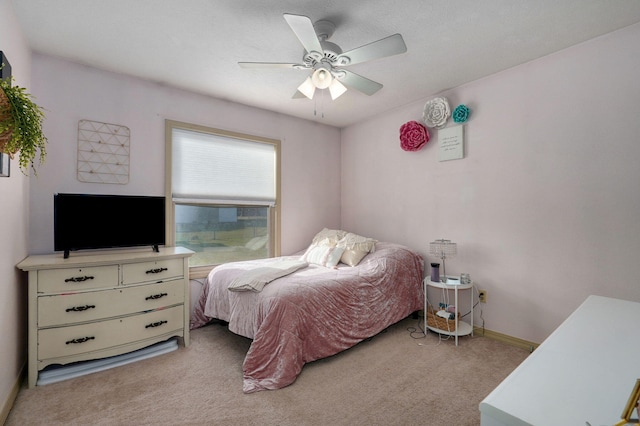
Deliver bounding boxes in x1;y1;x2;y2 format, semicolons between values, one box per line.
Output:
429;239;457;283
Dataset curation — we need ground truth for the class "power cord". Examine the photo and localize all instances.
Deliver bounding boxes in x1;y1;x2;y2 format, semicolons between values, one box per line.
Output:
406;317;449;346
472;284;486;335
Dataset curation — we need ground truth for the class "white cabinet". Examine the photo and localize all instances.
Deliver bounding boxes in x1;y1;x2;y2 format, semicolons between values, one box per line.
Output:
17;247;193;388
423;276;474;346
480;295;640;426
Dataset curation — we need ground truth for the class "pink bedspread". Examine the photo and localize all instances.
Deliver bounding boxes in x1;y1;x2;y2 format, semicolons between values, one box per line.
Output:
191;242;424;393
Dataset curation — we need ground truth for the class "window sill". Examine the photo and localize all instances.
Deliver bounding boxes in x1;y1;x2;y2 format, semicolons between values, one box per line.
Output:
189;265;216;280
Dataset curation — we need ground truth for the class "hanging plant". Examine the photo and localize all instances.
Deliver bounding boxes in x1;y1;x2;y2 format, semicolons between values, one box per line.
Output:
0;76;47;175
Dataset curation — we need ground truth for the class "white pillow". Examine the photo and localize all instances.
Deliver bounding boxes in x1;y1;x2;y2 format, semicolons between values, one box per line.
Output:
336;233;377;267
302;244;345;268
311;228;346;247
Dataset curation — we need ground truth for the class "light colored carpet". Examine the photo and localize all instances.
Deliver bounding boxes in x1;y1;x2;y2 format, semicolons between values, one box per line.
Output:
6;317;529;425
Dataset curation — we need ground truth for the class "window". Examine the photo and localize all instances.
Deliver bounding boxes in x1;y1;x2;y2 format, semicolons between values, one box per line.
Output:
165;120;280;278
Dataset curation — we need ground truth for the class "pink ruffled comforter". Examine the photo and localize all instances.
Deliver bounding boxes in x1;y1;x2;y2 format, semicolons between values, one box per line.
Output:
191;242;424;393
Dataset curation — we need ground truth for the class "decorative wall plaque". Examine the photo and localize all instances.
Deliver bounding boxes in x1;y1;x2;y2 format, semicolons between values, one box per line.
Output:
77;119;130;184
438;125;464;162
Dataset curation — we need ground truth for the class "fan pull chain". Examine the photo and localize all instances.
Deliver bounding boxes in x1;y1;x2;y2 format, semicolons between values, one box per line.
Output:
313;90;325;118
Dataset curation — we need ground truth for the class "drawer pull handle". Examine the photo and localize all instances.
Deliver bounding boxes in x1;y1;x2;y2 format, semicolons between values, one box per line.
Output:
66;336;95;345
65;275;95;283
145;320;168;329
145;293;168;300
66;304;96;312
146;267;168;274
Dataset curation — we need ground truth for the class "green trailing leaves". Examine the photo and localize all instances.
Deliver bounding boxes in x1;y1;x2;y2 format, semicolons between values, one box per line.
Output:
0;77;47;175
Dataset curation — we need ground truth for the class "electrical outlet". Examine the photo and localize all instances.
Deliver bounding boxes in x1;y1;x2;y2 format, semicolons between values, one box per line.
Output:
478;289;487;303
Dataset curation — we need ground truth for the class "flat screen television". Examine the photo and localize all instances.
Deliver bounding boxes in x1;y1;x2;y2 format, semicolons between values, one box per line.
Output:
54;193;166;258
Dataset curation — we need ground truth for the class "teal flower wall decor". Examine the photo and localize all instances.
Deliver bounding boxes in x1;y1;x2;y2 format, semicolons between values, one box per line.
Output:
453;104;470;123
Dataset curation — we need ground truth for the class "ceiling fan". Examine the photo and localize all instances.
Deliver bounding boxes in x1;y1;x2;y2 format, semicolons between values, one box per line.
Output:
238;13;407;100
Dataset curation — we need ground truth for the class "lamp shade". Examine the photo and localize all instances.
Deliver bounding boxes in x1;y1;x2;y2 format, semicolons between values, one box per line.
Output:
429;239;457;283
429;239;457;258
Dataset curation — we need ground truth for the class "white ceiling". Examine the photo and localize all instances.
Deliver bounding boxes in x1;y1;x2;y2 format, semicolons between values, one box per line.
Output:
12;0;640;128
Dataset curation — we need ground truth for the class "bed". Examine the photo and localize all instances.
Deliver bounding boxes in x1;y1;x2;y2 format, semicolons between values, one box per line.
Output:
191;231;424;393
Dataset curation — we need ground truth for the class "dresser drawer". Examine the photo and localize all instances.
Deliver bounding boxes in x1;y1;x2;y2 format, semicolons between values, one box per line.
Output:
37;265;119;293
38;305;184;360
38;280;185;327
122;258;183;285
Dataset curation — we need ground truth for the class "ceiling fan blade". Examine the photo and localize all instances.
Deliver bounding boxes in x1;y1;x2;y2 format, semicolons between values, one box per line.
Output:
337;70;383;96
283;13;323;55
335;34;407;66
238;62;304;69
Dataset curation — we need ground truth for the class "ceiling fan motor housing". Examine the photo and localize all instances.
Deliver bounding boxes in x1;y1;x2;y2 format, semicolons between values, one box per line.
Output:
313;20;336;41
303;40;342;67
301;19;343;67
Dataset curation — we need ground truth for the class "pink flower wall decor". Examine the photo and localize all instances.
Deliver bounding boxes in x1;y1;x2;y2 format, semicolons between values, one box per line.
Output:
399;120;430;152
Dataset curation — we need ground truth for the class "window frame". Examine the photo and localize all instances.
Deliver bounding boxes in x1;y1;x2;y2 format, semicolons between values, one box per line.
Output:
165;119;281;279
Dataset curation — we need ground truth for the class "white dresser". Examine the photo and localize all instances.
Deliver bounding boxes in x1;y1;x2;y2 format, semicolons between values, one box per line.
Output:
17;247;194;388
480;295;640;426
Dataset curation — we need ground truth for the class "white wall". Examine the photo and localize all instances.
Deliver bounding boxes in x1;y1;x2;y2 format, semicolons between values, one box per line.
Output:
29;54;342;256
16;6;640;370
0;0;31;414
341;23;640;343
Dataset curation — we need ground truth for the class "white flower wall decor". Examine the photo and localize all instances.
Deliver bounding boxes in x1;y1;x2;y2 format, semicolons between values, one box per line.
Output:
422;97;451;129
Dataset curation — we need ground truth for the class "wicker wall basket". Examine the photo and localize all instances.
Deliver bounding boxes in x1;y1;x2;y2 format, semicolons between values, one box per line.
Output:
426;306;459;331
0;87;15;157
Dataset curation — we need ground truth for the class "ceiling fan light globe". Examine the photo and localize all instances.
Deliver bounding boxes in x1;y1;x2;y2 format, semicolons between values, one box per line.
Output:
329;79;347;100
297;76;316;99
312;68;333;89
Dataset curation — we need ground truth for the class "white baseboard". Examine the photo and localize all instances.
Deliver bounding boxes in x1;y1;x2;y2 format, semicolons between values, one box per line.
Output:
1;362;25;425
474;326;539;353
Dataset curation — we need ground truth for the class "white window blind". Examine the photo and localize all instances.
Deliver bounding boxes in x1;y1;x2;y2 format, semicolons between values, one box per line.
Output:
172;128;276;205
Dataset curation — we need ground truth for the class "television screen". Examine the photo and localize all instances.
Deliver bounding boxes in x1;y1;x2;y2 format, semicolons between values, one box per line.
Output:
54;193;166;258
